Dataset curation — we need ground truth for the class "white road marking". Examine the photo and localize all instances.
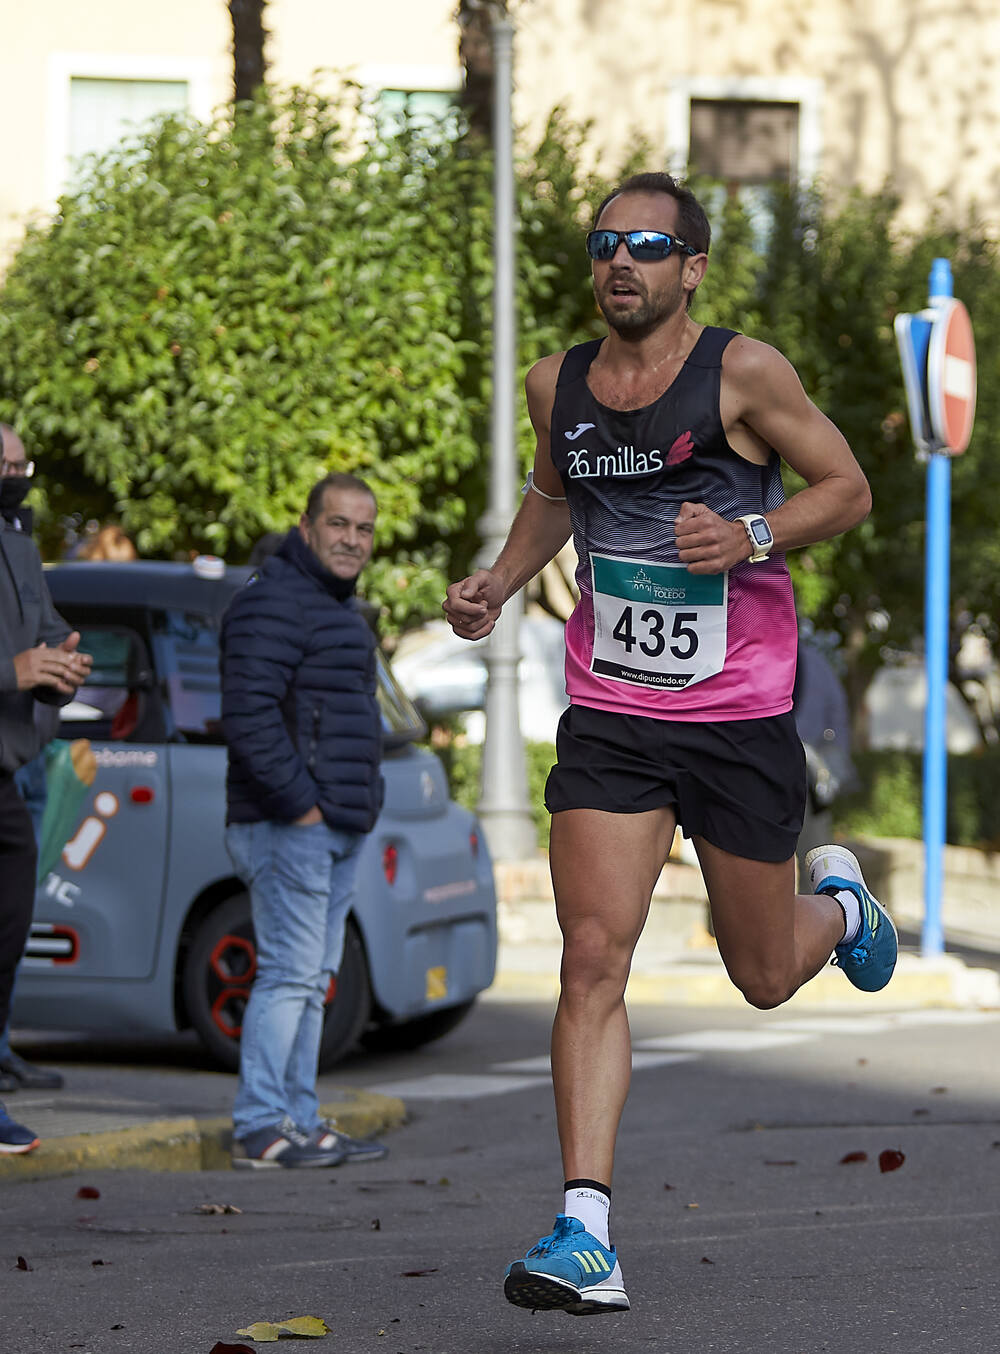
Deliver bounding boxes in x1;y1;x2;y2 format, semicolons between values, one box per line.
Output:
366;1073;548;1100
633;1030;812;1052
769;1016;895;1035
365;1011;998;1103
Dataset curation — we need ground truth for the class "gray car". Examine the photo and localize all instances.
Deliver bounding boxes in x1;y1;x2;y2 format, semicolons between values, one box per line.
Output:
14;560;497;1069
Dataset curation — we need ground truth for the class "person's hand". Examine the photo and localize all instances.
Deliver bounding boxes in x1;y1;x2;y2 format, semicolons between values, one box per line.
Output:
293;806;323;826
674;502;748;574
443;570;505;641
14;632;93;694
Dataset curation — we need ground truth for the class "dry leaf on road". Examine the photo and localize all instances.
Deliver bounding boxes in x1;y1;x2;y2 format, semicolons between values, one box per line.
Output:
235;1316;331;1341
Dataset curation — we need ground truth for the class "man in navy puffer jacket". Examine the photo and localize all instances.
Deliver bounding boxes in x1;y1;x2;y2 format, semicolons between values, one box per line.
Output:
221;472;388;1169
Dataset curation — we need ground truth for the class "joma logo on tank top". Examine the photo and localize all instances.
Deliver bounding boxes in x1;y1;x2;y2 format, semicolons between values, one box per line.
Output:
565;430;694;479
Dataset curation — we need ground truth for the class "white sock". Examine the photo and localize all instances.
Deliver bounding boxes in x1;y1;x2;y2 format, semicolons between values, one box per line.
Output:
833;888;861;943
564;1186;611;1247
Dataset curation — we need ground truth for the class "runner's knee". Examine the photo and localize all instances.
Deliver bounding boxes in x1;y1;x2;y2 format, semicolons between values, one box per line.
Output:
559;917;633;995
734;966;798;1010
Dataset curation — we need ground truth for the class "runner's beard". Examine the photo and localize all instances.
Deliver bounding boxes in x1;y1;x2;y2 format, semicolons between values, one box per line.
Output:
596;277;685;337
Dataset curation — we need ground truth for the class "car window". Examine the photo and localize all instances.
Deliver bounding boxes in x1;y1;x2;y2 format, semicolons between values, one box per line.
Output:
377;651;426;748
149;606;425;748
57;625;152;740
151;610;225;742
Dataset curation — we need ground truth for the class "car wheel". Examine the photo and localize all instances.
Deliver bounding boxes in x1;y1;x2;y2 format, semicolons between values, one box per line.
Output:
360;999;476;1054
182;894;255;1072
182;895;372;1073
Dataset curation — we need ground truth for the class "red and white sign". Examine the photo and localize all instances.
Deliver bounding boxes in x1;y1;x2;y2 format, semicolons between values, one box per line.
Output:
927;298;976;454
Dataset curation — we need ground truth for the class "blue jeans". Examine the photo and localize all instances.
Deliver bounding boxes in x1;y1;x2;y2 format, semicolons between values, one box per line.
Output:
226;819;362;1139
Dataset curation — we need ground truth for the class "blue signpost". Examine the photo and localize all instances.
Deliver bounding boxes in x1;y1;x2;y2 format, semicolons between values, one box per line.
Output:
894;260;977;957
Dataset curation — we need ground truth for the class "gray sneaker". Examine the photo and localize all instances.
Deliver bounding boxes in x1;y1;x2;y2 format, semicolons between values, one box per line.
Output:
232;1117;341;1169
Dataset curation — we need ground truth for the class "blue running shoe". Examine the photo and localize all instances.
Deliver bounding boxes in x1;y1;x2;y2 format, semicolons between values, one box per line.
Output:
0;1101;39;1155
806;845;898;992
504;1215;629;1316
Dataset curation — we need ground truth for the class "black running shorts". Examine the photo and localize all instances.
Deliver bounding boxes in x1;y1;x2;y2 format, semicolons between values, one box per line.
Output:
544;704;806;864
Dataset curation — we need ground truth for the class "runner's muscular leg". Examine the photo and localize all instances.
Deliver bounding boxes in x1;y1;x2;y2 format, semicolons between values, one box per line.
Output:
693;837;845;1009
549;806;676;1186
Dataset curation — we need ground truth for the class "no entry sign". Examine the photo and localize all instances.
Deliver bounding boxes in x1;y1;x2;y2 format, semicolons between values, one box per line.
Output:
895;296;976;456
927;298;976;454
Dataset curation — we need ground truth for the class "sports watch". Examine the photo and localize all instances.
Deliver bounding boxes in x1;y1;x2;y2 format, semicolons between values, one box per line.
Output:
737;513;773;563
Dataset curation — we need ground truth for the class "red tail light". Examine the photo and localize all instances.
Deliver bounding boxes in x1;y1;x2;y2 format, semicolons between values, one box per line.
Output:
382;843;398;886
469;831;479;858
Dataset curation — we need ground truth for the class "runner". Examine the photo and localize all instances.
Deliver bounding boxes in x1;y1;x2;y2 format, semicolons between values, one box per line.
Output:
443;171;897;1316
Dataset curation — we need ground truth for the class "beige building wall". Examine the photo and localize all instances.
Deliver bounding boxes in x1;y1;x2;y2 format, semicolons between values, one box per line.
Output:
2;0;999;269
510;0;1000;229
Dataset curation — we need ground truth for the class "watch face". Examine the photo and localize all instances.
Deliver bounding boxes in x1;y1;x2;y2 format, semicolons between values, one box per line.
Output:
750;518;772;546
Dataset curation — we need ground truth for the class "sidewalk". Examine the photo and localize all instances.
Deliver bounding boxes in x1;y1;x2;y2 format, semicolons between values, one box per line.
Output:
4;846;997;1181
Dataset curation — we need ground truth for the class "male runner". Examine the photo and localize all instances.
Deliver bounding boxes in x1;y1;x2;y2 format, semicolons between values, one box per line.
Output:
443;172;897;1316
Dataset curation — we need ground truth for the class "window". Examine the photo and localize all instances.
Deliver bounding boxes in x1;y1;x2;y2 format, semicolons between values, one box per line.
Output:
374;88;457;139
46;53;213;204
68;76;189;177
359;65;462;144
667;77;822;244
688;99;800;188
58;626;153;741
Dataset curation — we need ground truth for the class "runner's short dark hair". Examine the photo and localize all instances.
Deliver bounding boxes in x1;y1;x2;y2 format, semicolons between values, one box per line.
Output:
594;172;711;256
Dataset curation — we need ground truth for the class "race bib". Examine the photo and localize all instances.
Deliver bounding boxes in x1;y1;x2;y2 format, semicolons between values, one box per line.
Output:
590;554;728;689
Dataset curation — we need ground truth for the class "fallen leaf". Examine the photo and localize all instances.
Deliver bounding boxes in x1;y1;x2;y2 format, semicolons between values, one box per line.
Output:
91;1259;108;1267
401;1269;438;1277
76;1186;100;1200
839;1151;868;1164
236;1316;331;1341
879;1149;905;1173
663;1183;675;1191
371;1218;381;1231
912;1108;930;1117
685;1202;699;1209
764;1160;798;1167
110;1325;124;1331
16;1256;32;1271
437;1177;450;1187
700;1256;714;1264
209;1344;254;1354
931;1086;948;1095
195;1203;243;1215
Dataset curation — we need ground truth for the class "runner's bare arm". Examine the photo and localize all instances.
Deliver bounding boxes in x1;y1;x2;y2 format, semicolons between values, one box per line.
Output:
443;354;572;639
677;337;872;574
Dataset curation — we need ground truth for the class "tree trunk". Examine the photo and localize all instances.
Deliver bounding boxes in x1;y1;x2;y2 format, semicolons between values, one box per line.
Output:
230;0;268;105
457;0;505;140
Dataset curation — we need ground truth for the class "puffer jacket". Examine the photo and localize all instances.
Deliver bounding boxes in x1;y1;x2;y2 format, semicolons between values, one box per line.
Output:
0;522;72;773
220;529;384;832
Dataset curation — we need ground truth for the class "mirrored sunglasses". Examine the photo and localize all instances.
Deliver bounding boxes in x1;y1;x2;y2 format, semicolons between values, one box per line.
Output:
586;229;698;262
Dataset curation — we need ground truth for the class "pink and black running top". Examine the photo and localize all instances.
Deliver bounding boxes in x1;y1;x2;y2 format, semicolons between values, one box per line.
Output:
549;327;797;722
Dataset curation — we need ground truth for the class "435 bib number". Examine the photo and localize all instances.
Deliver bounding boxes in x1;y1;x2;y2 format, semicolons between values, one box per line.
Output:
590;554;727;689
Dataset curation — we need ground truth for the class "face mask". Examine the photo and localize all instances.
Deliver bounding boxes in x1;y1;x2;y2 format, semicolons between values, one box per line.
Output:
0;477;30;512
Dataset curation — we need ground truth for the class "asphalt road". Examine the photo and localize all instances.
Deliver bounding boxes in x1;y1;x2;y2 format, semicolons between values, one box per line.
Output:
3;997;999;1354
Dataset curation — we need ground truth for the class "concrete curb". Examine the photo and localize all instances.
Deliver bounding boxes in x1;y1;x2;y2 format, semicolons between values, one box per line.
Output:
0;1088;406;1182
486;950;1000;1011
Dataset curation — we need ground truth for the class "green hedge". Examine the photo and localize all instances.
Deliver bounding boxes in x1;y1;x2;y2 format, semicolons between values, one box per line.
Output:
434;741;1000;852
836;750;1000;849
